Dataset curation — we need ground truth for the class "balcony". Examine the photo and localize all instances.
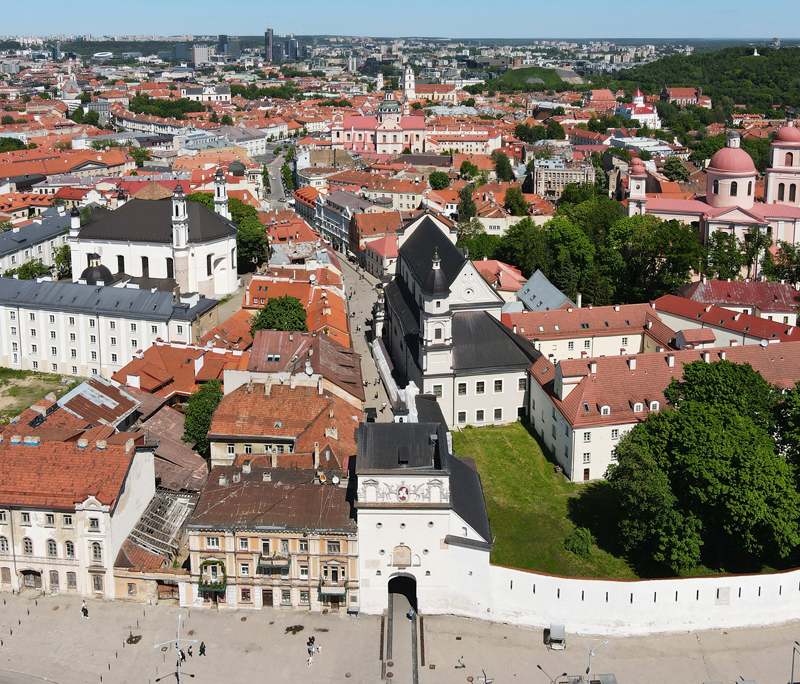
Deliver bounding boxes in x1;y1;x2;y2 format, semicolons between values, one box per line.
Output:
258;553;290;569
319;580;347;596
198;577;227;592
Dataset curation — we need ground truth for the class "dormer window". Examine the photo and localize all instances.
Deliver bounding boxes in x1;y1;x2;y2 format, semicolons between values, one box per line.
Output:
649;401;660;411
601;405;610;416
633;402;643;413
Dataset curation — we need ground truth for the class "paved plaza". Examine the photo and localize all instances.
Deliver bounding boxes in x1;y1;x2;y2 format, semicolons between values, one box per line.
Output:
0;592;796;684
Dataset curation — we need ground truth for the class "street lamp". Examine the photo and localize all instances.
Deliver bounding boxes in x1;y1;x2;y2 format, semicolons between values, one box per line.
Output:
790;640;800;684
537;664;568;684
153;615;197;684
575;632;609;684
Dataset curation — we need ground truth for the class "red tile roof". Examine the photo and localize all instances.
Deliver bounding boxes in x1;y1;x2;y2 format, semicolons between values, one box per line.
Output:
676;279;800;314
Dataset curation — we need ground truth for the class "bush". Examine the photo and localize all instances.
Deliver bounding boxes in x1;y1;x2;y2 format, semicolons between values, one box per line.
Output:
564;527;595;556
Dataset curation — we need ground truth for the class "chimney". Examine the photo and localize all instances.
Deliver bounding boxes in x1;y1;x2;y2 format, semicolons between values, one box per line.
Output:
314;442;320;470
730;339;738;346
733;313;741;321
720;351;727;360
264;379;272;396
647;320;653;329
576;293;582;309
512;324;517;334
628;357;636;370
703;352;711;363
589;361;597;374
702;274;707;284
667;354;675;367
95;440;107;450
614;304;620;312
649;301;656;309
581;350;588;358
233;471;241;483
77;438;89;449
125;438;134;453
262;471;272;482
218;473;229;486
23;436;40;446
242;460;251;474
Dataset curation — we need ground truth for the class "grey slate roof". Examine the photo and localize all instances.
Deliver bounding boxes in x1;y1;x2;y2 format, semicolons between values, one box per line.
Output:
0;209;70;259
415;394;447;426
0;279;215;321
384;277;419;336
517;269;574;312
452;311;540;373
448;456;492;545
77;198;237;244
400;217;465;295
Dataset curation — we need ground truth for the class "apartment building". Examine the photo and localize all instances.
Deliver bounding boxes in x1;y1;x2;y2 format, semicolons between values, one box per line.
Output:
0;436;155;599
531;157;596;200
182;466;358;612
0;278;217;379
361;178;424;211
0;207;70;274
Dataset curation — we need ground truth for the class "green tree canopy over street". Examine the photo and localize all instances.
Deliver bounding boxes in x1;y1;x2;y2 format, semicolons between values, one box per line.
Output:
250;295;308;335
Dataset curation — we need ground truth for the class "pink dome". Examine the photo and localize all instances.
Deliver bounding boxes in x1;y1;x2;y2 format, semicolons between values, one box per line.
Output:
708;146;756;174
775;124;800;143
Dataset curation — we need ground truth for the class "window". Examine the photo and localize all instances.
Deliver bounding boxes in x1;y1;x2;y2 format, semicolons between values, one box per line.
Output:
787;152;794;167
109;321;115;330
10;327;16;336
241;588;251;603
65;541;74;558
327;541;341;554
584;340;590;349
207;254;213;277
141;256;149;277
0;511;5;522
281;590;291;605
494;379;503;393
299;540;308;552
227;444;235;455
281;539;289;556
29;313;35;322
476;409;485;422
432;384;442;398
209;565;218;579
568;341;574;350
177;325;183;335
71;366;77;375
91;543;102;563
166;258;174;279
150;325;158;335
50;346;57;356
601;406;610;416
130;323;137;333
67;572;77;589
130;340;137;349
240;564;250;577
21;512;30;525
611;428;620;440
779;183;785;201
46;514;55;526
30;329;36;338
89;319;95;328
206;537;220;549
70;349;77;359
633;402;643;412
239;537;249;550
110;337;116;346
650;401;660;411
47;540;57;557
127;583;137;596
583;431;591;443
69;333;75;341
92;575;104;592
730;181;738;197
0;537;7;553
434;327;442;340
91;351;97;361
31;344;38;355
713;179;719;194
111;354;117;364
457;411;467;423
792;184;797;203
69;316;75;326
23;538;33;555
300;590;310;605
583;453;591;464
518;377;526;391
300;565;309;579
8;312;13;321
494;408;502;421
476;381;485;395
621;337;628;346
117;255;125;273
748;181;753;196
50;330;56;339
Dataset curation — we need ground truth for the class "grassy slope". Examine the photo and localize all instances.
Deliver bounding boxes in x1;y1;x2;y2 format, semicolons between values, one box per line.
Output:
452;422;637;579
496;67;565;90
0;369;72;423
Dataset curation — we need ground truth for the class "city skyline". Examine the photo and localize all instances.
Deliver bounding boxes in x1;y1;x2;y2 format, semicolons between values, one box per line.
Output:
2;0;799;40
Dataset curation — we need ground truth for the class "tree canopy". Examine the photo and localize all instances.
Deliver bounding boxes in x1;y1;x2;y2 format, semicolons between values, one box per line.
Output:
250;295;308;334
428;171;450;191
182;379;223;458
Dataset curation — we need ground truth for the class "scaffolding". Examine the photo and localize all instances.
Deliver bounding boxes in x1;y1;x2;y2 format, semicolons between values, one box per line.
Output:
127;488;198;560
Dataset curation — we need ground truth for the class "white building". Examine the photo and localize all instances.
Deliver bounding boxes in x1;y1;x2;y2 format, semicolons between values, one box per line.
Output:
615;89;661;129
71;175;239;298
0;207;71;275
0;278;217;378
0;436;154;599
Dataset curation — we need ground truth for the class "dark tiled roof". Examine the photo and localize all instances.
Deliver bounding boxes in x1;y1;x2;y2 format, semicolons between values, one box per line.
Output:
384;277;420;336
356;422;447;472
78;198;237;244
448;456;492;544
415;394;447;425
188;467;356;533
400;217;464;295
517;269;574;312
452;311;540;372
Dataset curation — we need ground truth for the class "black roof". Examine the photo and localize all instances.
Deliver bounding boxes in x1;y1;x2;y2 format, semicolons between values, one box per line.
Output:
452;311;540;372
400;217;464;296
384;277;419;336
79;263;115;286
78;198;237;244
415;394;447;425
356;422;448;472
449;456;492;544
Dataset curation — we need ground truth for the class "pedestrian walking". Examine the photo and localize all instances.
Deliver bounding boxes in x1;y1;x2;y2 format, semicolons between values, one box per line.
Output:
310;636;315;645
180;649;186;663
308;645;314;657
307;655;314;667
374;391;379;399
381;402;387;412
317;644;322;654
81;600;89;619
187;646;193;658
199;642;206;656
407;608;415;620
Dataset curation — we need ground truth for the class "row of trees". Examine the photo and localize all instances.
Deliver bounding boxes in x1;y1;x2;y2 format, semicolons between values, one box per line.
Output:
608;360;800;574
128;93;206;120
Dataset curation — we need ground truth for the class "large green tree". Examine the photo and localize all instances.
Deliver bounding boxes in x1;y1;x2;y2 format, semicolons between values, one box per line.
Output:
428;171;450;191
457;183;476;221
236;216;268;265
504;186;528;216
662;156;690;182
182;379;223;458
250;295;308;334
493;151;515;182
703;230;745;280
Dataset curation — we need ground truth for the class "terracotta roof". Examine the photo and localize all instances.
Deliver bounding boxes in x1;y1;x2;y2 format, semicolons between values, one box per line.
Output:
503;303;655;340
676;279;800;314
199;308;254;351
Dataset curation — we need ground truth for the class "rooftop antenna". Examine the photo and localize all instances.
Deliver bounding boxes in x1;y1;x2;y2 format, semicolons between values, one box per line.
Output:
153;615;197;683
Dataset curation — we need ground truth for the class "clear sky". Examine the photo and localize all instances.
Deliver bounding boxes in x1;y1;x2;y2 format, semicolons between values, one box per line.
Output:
3;0;799;39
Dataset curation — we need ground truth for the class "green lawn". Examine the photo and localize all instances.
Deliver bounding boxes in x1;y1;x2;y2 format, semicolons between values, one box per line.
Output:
495;67;565;90
452;422;638;579
0;368;75;423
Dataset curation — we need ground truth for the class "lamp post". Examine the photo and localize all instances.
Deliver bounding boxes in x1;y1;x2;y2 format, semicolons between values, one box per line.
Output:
153;615;197;684
537;664;568;684
575;633;609;684
790;640;800;684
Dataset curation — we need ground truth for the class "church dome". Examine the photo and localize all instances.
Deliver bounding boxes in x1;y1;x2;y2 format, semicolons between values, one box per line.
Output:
228;161;246;177
775;122;800;143
708;146;756;174
80;262;114;285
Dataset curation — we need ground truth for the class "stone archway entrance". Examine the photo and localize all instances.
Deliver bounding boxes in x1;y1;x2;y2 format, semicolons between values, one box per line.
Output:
388;574;417;611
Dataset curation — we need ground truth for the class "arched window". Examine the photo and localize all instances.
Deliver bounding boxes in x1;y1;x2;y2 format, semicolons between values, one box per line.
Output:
791;184;797;203
23;538;33;555
47;540;57;558
649;401;660;411
65;541;74;558
786;152;794;167
117;255;125;273
206;254;213;277
748;181;752;196
49;570;59;588
730;181;738;197
779;183;786;201
712;179;719;194
91;542;102;564
633;402;643;413
601;406;610;416
0;536;7;553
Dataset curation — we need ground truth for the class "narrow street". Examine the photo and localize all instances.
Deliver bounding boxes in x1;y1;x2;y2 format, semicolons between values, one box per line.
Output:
339;257;394;422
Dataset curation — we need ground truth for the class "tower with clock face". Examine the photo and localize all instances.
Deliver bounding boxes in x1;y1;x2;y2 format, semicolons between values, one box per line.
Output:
354;421;493;616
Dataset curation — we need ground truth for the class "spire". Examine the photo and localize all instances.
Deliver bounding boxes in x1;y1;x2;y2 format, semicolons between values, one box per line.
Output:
214;166;230;220
432;246;441;270
172;183;188;250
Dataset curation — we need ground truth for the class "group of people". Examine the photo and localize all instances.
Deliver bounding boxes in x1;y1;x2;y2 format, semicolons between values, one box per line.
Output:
178;642;205;660
306;635;322;667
